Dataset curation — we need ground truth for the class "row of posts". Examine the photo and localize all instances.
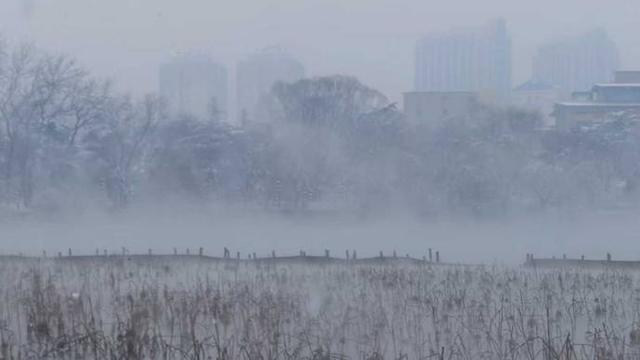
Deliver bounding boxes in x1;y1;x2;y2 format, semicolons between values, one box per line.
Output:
526;253;613;263
43;247;441;263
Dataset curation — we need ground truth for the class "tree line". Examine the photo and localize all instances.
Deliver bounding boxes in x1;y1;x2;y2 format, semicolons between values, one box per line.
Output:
1;42;639;218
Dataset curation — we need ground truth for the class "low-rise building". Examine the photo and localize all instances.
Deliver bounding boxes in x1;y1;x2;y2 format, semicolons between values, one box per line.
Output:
553;71;640;131
403;91;480;126
511;80;561;128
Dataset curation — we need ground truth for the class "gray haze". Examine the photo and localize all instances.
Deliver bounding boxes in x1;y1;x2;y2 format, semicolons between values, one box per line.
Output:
1;0;640;264
4;206;640;264
1;0;639;105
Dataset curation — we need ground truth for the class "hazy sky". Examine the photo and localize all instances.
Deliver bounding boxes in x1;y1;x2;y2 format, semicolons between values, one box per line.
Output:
1;0;638;108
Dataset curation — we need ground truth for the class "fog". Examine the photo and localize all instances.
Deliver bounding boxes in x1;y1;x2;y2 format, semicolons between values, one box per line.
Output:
1;0;640;267
3;205;640;264
1;0;639;103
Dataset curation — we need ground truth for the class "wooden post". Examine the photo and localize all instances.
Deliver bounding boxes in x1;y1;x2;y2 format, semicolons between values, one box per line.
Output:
199;247;204;257
581;255;585;261
58;251;62;258
186;248;190;255
435;251;440;263
272;250;276;258
393;250;397;258
325;249;330;258
379;251;384;259
352;250;357;260
607;253;611;262
68;248;72;257
429;248;433;262
345;250;349;260
252;252;256;260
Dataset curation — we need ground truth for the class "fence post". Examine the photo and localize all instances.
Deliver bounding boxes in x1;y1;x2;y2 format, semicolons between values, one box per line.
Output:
272;250;276;258
325;249;330;258
379;251;384;259
436;251;440;263
429;248;433;262
345;250;349;260
199;247;204;257
607;253;612;262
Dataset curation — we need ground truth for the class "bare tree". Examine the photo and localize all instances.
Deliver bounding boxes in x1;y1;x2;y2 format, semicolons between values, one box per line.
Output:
85;94;166;208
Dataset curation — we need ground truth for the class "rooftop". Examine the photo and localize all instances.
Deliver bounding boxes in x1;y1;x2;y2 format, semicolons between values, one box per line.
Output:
514;79;555;92
593;83;640;88
404;91;477;95
556;102;640;108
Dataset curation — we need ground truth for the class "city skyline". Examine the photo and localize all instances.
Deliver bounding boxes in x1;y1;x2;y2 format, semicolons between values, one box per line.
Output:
236;47;305;124
1;0;638;107
159;53;229;121
532;28;619;95
414;18;511;101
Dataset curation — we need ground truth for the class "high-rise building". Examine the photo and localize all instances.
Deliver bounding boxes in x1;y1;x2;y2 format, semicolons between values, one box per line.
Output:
236;47;305;123
532;29;619;96
159;54;228;121
414;19;512;101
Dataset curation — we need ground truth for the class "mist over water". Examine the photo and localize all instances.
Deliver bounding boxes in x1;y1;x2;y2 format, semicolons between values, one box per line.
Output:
4;2;640;359
0;0;638;267
3;204;640;264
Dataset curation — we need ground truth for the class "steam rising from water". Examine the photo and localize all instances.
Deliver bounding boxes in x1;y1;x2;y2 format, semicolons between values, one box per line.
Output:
3;205;639;264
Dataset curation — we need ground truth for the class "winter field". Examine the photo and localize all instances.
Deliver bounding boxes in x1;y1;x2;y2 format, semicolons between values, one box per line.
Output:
1;256;640;359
